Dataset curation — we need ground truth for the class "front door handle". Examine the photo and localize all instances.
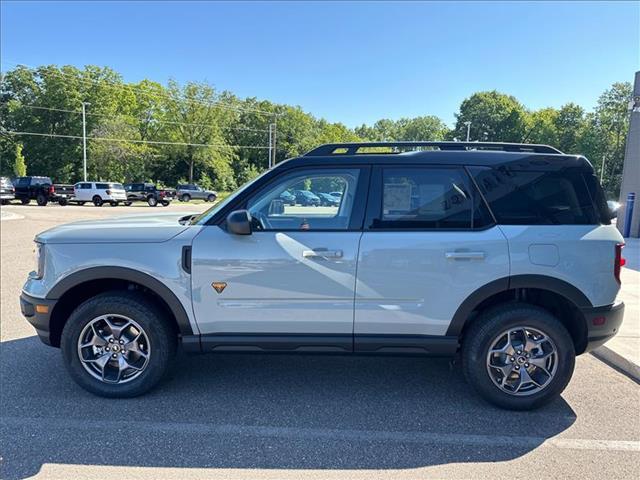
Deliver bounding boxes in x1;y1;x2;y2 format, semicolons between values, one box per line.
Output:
445;251;486;260
303;249;343;259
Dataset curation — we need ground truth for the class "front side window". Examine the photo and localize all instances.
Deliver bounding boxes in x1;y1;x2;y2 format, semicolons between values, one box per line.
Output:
246;168;361;231
374;167;489;229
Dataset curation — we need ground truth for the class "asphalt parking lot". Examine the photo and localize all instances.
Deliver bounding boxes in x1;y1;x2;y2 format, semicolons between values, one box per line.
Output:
1;203;639;479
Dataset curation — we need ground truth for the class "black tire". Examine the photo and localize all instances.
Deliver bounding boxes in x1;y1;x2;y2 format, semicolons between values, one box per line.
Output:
462;303;575;410
20;198;30;205
110;201;119;207
181;194;191;202
58;198;68;206
61;291;177;398
147;196;158;207
206;194;216;202
124;202;132;206
92;196;103;207
161;200;170;207
36;194;48;206
1;199;8;205
77;201;86;206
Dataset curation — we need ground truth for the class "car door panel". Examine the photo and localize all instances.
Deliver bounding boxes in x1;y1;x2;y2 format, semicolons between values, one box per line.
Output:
355;228;509;336
191;227;361;335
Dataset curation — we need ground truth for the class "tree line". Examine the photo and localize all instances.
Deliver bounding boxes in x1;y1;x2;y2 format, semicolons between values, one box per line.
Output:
0;64;632;197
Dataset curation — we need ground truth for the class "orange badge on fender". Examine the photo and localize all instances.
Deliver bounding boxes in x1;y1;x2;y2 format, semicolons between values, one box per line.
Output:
212;282;227;294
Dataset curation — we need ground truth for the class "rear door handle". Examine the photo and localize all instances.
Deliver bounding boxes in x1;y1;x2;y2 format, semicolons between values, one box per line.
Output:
303;249;343;259
445;251;485;260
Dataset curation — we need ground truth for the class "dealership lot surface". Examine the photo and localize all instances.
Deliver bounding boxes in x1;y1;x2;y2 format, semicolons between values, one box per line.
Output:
1;204;639;479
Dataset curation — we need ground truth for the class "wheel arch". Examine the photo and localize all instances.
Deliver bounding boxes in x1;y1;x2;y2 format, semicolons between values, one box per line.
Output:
449;275;592;354
47;267;193;347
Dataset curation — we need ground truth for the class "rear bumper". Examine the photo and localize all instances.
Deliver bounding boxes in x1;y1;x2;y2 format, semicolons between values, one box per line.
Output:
582;301;625;353
20;292;57;347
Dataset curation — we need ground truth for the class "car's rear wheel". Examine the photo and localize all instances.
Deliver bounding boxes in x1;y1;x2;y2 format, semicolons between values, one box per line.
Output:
77;201;86;206
462;303;575;410
110;201;119;207
124;201;132;206
147;196;158;207
206;194;216;202
161;200;170;207
58;198;68;206
20;198;30;205
36;194;48;206
92;196;103;207
61;292;176;398
181;194;191;202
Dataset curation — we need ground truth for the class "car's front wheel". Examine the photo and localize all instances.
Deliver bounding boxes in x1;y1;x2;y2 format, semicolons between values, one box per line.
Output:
206;194;216;202
61;292;176;397
181;194;191;202
147;196;158;207
462;303;575;410
92;196;103;207
36;194;48;206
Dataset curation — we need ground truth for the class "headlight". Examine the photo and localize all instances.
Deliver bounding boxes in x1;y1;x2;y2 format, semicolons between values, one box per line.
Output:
33;242;45;279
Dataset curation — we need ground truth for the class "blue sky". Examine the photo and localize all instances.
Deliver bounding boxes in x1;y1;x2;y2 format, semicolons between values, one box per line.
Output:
1;1;638;127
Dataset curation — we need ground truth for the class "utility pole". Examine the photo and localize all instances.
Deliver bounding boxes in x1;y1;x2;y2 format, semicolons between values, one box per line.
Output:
268;123;273;169
269;119;277;168
463;121;471;142
600;155;607;183
81;102;90;181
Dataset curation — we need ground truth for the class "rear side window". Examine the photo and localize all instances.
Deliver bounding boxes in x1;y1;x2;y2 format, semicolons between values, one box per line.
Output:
372;167;492;230
470;167;602;225
96;183;109;189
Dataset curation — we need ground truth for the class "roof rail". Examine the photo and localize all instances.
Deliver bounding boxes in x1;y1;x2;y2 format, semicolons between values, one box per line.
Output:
304;141;563;156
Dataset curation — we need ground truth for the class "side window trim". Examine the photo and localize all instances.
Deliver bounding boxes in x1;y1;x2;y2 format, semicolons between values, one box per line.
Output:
364;164;493;232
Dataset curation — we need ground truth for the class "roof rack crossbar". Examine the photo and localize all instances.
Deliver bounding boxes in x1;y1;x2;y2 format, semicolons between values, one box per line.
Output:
304;141;562;156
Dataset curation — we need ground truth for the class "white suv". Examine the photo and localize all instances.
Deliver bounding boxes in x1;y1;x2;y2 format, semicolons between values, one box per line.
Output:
20;142;625;410
73;182;127;206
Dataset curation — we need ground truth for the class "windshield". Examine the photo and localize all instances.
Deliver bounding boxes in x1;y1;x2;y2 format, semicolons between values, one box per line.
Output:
191;169;272;225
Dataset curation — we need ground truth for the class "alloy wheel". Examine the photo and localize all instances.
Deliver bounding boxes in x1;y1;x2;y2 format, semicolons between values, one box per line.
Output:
486;326;558;396
77;314;151;384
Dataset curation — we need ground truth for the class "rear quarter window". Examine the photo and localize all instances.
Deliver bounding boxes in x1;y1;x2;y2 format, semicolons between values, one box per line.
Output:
470;167;603;225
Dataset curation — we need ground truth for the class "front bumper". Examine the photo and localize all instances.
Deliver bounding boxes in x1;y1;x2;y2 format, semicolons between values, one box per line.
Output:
582;301;625;352
20;291;57;346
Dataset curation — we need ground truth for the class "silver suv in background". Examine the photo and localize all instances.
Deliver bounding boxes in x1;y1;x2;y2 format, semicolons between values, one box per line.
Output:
20;142;625;410
0;176;15;204
176;184;217;202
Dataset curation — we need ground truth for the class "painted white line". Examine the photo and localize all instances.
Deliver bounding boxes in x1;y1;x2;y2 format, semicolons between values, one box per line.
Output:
0;209;24;221
2;416;638;452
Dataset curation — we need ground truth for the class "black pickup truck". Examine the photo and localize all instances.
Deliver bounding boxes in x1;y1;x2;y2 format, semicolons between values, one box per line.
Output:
123;182;176;206
13;176;75;206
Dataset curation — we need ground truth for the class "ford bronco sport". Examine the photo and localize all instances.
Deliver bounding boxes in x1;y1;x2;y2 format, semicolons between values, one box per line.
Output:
21;142;625;410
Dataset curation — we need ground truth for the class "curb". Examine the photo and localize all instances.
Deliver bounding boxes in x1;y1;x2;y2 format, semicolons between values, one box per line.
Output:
591;346;640;384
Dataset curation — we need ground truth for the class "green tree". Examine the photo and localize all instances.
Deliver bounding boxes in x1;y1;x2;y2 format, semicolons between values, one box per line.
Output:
14;142;26;176
452;91;528;142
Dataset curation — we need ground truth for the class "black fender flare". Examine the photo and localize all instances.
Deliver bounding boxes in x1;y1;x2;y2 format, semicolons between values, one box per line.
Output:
47;266;194;336
446;274;592;336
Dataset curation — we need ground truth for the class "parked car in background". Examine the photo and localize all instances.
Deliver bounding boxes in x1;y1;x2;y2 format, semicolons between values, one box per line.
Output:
329;191;343;198
293;189;321;206
124;183;175;207
73;182;127;206
176;184;217;202
1;177;15;204
13;176;74;206
279;190;296;206
316;192;340;206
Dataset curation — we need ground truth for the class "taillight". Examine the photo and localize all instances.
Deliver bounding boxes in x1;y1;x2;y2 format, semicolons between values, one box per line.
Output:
159;191;165;197
614;243;625;284
48;185;54;194
105;189;111;195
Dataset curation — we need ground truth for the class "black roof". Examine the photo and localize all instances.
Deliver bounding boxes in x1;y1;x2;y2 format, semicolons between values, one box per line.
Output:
277;142;593;172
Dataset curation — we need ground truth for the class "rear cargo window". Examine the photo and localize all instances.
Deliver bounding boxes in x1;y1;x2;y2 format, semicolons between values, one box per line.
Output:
470;168;602;225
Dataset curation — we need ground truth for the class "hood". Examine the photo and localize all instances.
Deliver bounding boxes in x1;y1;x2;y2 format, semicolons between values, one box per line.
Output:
36;212;195;244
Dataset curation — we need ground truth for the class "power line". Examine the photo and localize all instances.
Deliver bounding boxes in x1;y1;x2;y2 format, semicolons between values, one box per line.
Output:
2;60;278;117
11;104;271;134
4;130;271;149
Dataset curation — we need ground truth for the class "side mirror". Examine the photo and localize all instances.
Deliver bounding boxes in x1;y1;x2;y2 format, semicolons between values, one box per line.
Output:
226;209;252;235
269;199;285;215
607;200;621;220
